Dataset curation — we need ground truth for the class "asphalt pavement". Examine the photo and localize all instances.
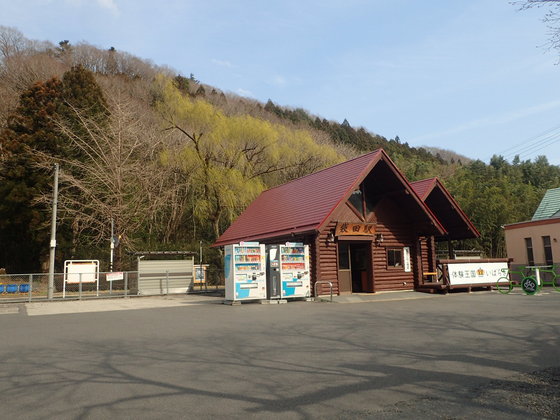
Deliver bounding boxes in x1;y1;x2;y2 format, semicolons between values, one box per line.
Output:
0;290;559;419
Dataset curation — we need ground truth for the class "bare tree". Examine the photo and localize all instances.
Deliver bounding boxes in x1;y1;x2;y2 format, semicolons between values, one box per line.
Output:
514;0;560;57
34;92;181;266
0;26;29;61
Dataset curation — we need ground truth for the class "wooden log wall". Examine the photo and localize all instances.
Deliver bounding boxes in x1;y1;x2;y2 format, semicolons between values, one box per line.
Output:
315;219;340;296
370;197;418;292
372;226;416;291
314;194;439;295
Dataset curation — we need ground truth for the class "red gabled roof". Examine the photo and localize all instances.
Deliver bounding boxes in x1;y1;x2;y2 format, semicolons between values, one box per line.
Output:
214;149;446;247
214;150;384;246
411;178;480;239
410;177;437;201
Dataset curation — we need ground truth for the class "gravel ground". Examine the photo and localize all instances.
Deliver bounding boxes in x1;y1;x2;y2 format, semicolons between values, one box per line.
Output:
373;366;560;419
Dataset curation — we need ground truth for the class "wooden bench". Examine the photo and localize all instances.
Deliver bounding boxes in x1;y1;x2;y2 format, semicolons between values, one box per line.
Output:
422;272;438;283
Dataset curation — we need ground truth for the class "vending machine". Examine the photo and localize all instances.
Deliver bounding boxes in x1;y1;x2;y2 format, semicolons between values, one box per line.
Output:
278;243;310;299
266;245;281;300
224;242;267;302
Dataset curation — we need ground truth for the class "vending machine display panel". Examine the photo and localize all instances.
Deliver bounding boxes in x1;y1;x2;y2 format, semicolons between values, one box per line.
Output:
224;242;267;302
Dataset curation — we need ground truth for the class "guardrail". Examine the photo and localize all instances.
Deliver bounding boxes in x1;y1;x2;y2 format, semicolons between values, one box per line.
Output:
0;270;225;303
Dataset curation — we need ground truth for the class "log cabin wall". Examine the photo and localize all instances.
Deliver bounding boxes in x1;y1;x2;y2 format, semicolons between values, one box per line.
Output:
419;237;430;274
371;197;417;291
428;236;436;272
316;220;339;296
315;195;430;293
315;202;365;295
417;235;437;275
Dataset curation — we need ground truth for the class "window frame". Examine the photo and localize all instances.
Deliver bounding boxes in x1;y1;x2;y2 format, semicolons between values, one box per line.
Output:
338;243;350;270
386;248;403;269
525;237;535;266
542;236;553;266
348;188;365;220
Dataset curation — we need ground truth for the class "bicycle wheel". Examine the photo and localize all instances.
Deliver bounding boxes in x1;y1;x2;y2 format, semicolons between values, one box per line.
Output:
552;274;560;292
496;277;512;294
522;276;538;295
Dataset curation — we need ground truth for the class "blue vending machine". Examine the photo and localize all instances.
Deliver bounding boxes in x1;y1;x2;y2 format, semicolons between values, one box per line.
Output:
224;242;267;302
278;243;310;299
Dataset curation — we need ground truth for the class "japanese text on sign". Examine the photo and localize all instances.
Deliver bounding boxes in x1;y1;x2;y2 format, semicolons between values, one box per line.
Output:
335;222;376;236
447;262;508;285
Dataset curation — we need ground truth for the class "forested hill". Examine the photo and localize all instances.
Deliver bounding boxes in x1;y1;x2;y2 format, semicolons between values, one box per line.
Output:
1;27;559;273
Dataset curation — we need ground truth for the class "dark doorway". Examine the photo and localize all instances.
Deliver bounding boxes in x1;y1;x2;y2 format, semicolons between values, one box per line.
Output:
337;242;373;293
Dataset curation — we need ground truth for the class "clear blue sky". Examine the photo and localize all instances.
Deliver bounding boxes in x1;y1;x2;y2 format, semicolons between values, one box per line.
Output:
2;0;560;164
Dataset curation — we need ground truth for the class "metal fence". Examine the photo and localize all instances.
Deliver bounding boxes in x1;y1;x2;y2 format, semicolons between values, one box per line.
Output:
0;269;225;303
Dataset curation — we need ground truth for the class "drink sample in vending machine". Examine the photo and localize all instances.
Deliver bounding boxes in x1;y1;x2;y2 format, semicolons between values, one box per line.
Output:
224;242;267;302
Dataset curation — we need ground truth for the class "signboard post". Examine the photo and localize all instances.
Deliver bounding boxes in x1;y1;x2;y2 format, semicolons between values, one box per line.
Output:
106;271;124;295
63;260;100;298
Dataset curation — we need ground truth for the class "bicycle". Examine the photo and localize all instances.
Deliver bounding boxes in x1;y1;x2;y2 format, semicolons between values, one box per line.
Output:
496;266;535;295
530;265;560;292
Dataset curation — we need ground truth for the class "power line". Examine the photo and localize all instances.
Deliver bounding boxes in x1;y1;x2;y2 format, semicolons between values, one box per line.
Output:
495;123;560;157
503;131;560;159
515;133;560;160
491;123;560;162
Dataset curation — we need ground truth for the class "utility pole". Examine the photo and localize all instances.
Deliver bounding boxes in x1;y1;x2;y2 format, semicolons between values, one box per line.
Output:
110;217;114;272
47;163;59;300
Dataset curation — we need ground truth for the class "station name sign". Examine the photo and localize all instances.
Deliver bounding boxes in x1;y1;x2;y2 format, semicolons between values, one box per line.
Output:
335;222;376;236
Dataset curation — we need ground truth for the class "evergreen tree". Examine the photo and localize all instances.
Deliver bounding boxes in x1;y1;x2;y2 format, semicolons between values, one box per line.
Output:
0;78;64;272
0;66;109;272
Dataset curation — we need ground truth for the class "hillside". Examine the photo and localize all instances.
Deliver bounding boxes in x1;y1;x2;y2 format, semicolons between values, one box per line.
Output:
1;26;559;272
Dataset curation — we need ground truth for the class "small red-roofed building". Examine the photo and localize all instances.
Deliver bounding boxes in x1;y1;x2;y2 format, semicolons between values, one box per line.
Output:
214;149;479;295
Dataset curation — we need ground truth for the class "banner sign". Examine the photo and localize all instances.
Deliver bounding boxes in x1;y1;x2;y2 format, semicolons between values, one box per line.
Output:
106;272;124;282
64;260;99;284
448;262;508;285
335;222;375;236
403;247;411;272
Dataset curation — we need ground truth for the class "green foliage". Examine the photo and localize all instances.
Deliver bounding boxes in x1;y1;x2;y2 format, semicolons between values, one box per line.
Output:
173;75;190;94
1;29;560;272
444;157;559;257
61;65;108;120
0;66;110;272
156;77;342;240
0;78;65;272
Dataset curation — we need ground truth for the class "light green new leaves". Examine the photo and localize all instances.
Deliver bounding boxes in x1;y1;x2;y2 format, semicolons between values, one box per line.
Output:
155;75;342;239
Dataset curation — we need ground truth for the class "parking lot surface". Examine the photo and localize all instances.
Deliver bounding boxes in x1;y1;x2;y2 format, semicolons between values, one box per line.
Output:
1;291;559;419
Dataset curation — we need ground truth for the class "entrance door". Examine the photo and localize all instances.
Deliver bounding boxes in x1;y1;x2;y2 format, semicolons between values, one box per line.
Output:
338;242;373;293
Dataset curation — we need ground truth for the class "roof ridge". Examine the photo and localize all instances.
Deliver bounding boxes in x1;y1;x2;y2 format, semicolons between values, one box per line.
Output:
262;149;382;193
411;177;438;184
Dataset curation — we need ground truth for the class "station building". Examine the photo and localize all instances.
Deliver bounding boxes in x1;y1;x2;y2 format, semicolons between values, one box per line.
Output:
214;149;480;295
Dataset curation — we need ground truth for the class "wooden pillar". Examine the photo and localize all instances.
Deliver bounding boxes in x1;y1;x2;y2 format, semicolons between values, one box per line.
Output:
429;235;437;272
313;233;321;296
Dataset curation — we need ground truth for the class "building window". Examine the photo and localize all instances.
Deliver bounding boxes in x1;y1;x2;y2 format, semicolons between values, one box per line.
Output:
387;248;403;268
338;243;350;270
525;238;534;266
348;189;365;217
543;236;553;266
